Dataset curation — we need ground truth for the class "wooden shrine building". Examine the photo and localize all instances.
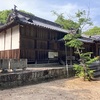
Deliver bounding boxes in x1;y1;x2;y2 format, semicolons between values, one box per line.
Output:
0;8;69;64
58;34;100;64
79;35;100;57
0;8;100;65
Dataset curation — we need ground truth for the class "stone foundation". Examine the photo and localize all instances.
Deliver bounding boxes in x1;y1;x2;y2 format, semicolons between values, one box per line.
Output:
0;67;74;89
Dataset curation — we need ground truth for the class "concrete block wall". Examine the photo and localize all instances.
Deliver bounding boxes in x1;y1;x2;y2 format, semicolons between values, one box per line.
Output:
0;59;27;70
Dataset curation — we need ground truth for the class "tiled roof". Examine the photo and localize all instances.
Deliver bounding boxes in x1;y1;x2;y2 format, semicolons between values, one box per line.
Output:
78;35;100;43
91;35;100;41
5;10;69;33
78;38;94;43
58;37;94;43
19;16;68;33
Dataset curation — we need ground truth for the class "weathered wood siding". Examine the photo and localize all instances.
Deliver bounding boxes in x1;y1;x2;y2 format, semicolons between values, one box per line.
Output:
20;24;65;63
0;25;20;59
0;24;66;63
83;43;96;57
20;25;36;62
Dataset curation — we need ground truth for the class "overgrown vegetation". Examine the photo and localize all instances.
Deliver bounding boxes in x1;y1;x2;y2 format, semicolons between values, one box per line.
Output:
0;10;34;24
53;10;92;31
52;11;79;30
0;10;11;24
64;33;98;81
54;10;98;81
83;26;100;36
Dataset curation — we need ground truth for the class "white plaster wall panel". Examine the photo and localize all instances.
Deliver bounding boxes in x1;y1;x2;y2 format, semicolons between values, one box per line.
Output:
0;32;4;51
12;25;19;49
5;29;11;50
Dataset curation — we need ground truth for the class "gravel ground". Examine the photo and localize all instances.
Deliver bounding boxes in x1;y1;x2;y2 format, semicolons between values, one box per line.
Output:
0;77;100;100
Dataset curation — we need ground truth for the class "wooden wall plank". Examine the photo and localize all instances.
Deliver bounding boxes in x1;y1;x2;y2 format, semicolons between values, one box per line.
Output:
19;24;65;63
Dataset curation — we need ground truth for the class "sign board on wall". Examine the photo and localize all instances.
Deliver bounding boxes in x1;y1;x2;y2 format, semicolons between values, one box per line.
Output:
48;52;58;58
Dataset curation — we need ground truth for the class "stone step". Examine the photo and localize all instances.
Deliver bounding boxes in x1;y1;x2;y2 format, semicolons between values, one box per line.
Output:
94;70;100;77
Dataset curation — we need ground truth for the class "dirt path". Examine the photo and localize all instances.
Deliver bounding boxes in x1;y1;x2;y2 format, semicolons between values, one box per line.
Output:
0;77;100;100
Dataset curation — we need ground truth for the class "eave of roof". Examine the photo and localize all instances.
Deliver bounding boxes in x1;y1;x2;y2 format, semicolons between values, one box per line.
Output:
0;20;18;32
0;9;69;34
91;35;100;41
18;18;69;33
0;18;69;34
58;36;94;43
78;38;94;43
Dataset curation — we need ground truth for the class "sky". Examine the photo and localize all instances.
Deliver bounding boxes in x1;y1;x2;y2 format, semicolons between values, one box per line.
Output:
0;0;100;30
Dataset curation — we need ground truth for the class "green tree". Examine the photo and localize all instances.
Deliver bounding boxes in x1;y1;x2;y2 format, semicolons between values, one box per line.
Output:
75;10;92;30
63;10;97;81
0;10;11;24
53;11;79;30
83;26;100;36
64;33;98;81
0;10;34;24
53;10;92;31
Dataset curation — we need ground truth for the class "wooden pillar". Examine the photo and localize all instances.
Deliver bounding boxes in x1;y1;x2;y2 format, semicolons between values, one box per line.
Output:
35;27;38;64
96;43;98;56
70;47;73;65
4;31;6;59
10;27;12;59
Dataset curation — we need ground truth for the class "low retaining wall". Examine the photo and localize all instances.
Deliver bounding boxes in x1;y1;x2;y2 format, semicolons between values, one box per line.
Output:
0;59;27;70
0;67;74;88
